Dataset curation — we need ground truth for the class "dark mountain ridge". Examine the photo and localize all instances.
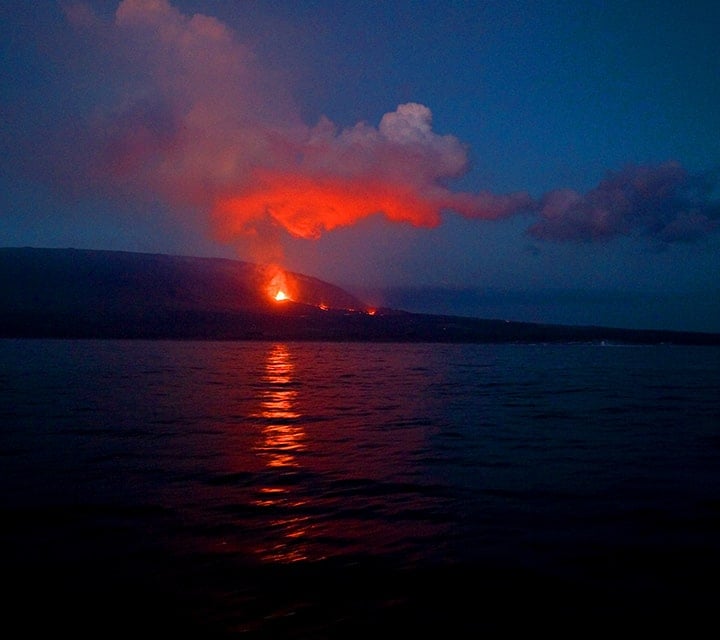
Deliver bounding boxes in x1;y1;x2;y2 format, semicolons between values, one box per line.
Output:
2;247;719;344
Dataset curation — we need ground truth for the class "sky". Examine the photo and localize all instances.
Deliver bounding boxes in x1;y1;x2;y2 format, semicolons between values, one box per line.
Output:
2;0;719;332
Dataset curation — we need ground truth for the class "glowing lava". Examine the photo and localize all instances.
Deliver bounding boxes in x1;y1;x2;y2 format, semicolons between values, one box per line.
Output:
264;264;377;314
267;267;293;303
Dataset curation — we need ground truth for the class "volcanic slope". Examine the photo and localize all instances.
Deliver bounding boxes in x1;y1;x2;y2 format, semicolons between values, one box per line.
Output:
1;247;719;344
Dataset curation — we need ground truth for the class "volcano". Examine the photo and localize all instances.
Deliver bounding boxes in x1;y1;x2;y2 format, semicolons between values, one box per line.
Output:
0;247;373;339
1;247;719;344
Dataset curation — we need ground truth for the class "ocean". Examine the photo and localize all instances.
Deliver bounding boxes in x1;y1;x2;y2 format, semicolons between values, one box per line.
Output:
2;339;719;636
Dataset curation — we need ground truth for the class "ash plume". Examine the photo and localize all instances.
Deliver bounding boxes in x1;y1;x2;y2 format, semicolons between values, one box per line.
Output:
46;0;720;255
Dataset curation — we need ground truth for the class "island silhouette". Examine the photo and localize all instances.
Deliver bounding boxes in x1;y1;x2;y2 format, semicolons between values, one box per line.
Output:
2;247;718;344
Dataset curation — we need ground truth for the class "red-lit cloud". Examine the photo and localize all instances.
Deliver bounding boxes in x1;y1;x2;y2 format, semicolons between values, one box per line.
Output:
60;0;718;251
212;114;535;240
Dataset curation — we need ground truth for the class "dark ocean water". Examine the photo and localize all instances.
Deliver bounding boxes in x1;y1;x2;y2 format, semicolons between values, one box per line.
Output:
2;339;719;636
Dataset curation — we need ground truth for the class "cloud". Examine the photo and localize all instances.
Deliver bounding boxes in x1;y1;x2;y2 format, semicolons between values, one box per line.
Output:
58;0;532;248
48;1;720;253
529;162;720;243
212;105;535;240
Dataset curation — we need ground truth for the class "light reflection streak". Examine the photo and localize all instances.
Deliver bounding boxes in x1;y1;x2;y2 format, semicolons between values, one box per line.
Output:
253;343;313;562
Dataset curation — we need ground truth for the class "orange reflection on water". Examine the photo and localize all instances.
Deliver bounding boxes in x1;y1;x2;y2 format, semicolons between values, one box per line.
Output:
257;344;303;467
253;344;312;562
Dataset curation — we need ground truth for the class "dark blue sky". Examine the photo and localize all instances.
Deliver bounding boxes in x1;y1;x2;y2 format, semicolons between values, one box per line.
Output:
2;1;719;331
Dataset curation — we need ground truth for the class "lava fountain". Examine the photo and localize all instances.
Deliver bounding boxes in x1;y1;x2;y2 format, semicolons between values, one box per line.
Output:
266;267;293;303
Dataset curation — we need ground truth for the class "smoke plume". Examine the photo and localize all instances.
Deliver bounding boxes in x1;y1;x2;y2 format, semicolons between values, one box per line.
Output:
530;163;720;243
56;0;719;253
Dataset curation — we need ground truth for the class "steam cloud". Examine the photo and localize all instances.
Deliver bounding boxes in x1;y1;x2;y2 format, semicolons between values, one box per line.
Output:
59;0;719;250
532;163;720;243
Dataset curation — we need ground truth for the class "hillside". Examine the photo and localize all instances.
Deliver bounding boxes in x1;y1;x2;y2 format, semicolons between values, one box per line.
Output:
1;247;719;344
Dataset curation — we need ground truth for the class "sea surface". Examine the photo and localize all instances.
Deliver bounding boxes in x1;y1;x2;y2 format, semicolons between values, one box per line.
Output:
2;339;719;636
